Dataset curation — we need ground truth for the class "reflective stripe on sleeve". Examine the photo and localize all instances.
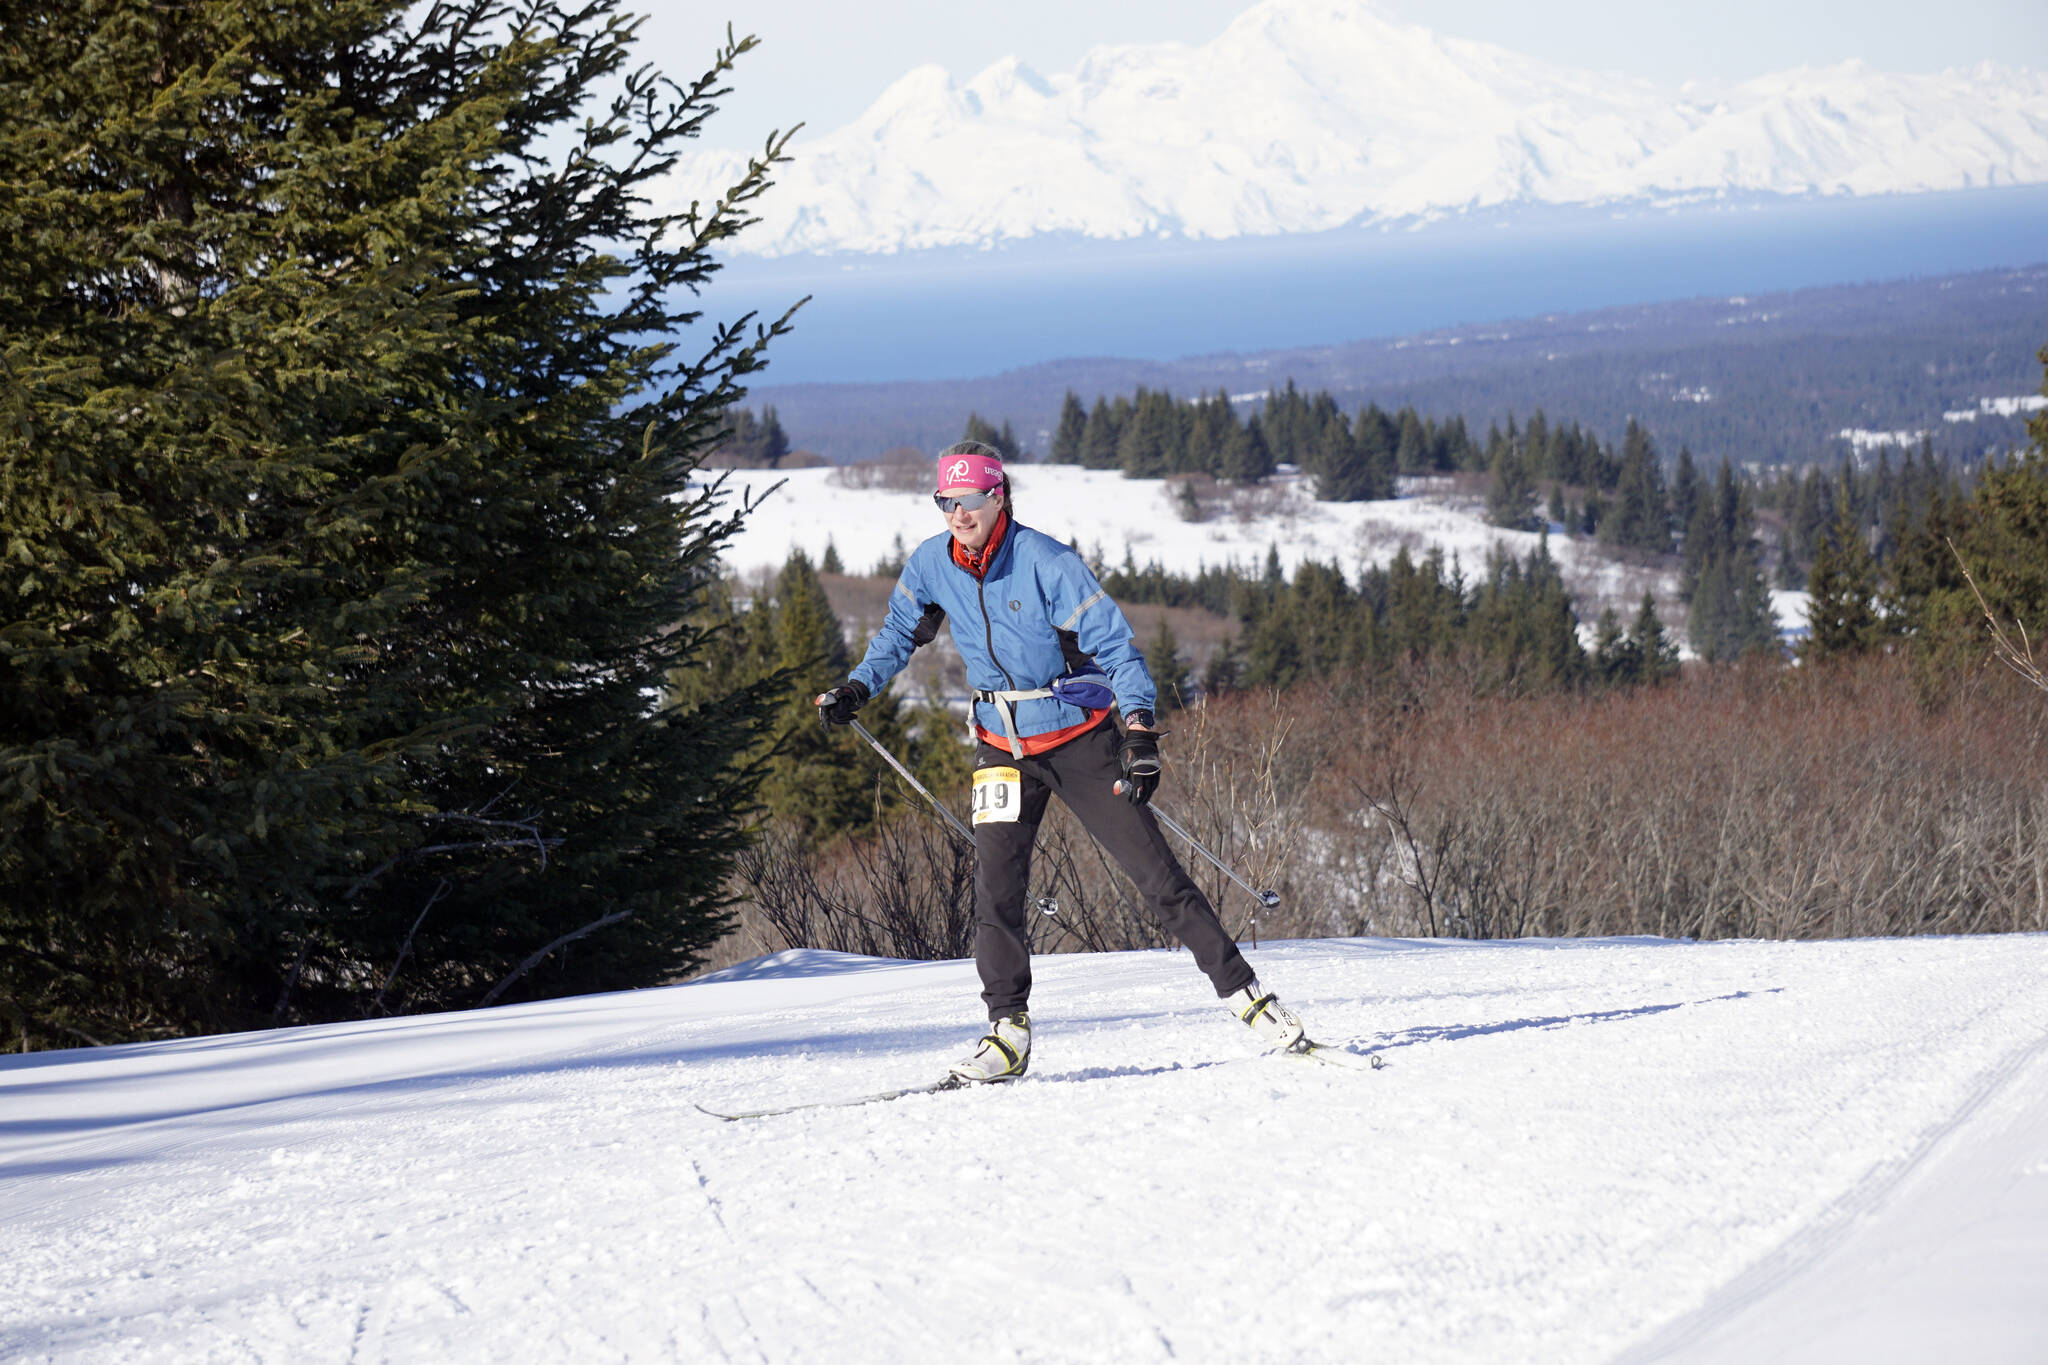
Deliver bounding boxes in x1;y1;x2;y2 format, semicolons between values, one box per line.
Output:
1060;589;1106;632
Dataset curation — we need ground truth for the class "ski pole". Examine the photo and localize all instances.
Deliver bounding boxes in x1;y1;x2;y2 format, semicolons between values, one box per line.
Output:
849;719;973;844
848;718;1059;917
1119;786;1282;913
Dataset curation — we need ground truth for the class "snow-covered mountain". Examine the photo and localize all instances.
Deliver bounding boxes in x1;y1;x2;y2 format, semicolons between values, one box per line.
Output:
666;0;2048;256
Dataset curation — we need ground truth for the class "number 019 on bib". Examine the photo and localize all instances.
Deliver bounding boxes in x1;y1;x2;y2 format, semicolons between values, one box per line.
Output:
971;766;1022;824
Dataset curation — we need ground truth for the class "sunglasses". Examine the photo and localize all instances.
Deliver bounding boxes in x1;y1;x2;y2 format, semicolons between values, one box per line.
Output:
933;489;999;514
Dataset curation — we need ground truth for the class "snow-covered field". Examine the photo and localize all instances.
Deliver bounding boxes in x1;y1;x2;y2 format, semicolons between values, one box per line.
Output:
7;935;2047;1363
723;467;1634;596
708;464;1806;647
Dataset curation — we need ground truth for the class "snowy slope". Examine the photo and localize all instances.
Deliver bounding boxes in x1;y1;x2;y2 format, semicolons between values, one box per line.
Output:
6;935;2048;1362
704;464;1775;647
715;465;1631;593
665;0;2048;256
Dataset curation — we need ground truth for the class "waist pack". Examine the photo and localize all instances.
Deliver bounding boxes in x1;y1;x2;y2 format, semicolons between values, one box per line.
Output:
973;664;1116;758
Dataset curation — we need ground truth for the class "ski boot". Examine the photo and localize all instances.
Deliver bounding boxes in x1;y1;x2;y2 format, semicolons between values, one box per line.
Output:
1222;980;1306;1051
949;1012;1030;1083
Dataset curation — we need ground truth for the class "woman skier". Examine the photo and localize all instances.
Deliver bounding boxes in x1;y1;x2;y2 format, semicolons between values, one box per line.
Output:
814;441;1311;1083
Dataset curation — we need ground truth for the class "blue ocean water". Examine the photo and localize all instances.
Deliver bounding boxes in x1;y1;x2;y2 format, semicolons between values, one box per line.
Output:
706;187;2048;386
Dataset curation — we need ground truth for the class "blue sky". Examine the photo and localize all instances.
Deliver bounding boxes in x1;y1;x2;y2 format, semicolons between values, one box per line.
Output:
644;0;2048;152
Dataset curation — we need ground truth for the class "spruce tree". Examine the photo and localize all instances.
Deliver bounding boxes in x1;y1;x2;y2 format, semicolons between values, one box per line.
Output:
1689;547;1780;663
961;412;1018;462
1581;489;1606;537
1593;608;1637;685
1354;404;1398;497
1143;617;1190;711
1259;382;1308;467
1465;539;1586;693
717;405;790;466
873;532;910;577
757;553;898;839
1309;411;1383;501
1202;634;1244;699
1395;408;1429;474
1522;410;1552;480
1183;392;1233;476
1117;388;1179;478
1629;592;1681;683
909;696;978;806
1914;368;2048;675
0;2;794;1045
1603;420;1672;553
1671;446;1703;544
1485;441;1539;530
1050;392;1087;464
1218;416;1274;483
1803;500;1884;660
1078;396;1123;469
1681;461;1779;661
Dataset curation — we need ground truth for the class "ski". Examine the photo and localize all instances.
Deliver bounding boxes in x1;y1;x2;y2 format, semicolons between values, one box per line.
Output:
700;1036;1379;1121
1287;1038;1385;1071
695;1075;972;1121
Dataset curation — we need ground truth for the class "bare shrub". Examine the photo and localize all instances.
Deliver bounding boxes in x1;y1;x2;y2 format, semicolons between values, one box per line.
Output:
1322;657;2048;942
831;453;930;493
1224;479;1299;526
708;653;2048;968
714;703;1321;966
731;817;976;961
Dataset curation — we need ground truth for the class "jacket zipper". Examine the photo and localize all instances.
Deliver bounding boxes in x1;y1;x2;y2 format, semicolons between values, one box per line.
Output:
977;576;1019;690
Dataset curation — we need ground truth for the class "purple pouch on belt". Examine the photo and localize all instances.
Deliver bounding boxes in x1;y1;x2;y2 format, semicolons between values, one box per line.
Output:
1048;665;1115;710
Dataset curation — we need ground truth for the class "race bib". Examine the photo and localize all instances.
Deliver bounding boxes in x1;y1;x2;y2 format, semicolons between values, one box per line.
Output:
971;766;1022;825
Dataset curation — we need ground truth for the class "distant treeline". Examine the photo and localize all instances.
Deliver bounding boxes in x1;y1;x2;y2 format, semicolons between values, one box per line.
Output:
947;382;1993;665
711;404;791;466
1465;404;1979;584
951;364;2034;676
1113;540;1680;706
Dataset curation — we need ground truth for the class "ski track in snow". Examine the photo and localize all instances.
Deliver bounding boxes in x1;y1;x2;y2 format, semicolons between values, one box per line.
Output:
5;936;2048;1363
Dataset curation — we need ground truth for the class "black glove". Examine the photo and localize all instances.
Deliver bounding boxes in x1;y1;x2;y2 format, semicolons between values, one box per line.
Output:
1116;727;1163;807
817;679;869;728
911;602;945;648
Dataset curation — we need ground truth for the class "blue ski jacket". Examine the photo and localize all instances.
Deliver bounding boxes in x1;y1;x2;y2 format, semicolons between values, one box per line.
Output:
849;522;1156;746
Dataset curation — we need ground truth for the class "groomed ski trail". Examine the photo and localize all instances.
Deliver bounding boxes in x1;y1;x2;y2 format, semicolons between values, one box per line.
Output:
1617;1021;2048;1364
6;936;2048;1363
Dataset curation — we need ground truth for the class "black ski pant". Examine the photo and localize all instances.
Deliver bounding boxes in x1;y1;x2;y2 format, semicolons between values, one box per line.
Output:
972;718;1255;1020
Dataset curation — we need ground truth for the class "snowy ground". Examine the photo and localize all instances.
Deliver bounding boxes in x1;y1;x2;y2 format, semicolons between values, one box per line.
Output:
717;467;1636;596
7;934;2048;1363
705;465;1806;650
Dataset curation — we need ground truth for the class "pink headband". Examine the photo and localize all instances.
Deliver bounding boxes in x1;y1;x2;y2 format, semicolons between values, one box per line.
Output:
935;451;1004;492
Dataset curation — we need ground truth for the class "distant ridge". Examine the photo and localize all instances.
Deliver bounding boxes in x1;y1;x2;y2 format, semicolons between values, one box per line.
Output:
745;264;2048;466
667;0;2048;257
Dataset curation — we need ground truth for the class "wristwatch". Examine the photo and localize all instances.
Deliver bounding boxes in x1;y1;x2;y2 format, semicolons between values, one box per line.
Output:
1125;709;1156;730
